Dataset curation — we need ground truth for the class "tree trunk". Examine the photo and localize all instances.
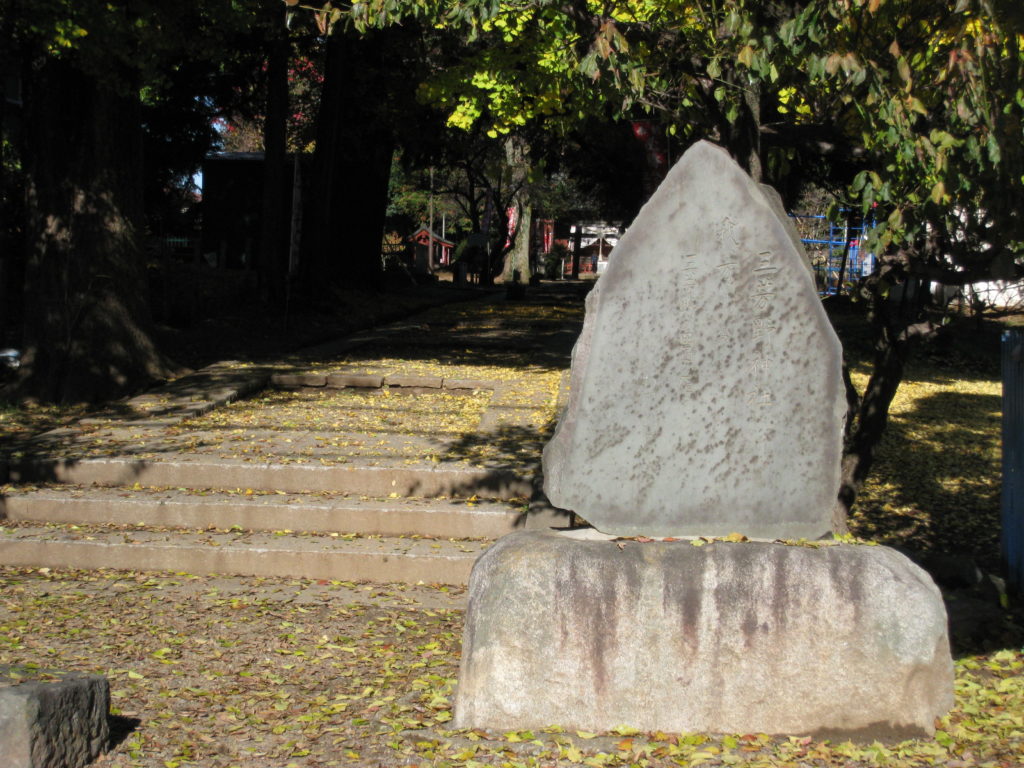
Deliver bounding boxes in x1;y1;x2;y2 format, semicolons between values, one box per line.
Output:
504;202;532;282
834;209;855;295
719;78;763;183
258;12;290;309
302;29;399;299
571;225;582;279
17;56;174;403
0;135;24;344
832;290;908;532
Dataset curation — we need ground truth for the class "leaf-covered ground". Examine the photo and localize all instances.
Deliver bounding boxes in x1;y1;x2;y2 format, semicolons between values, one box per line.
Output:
1;375;562;469
0;400;90;443
0;567;1021;768
849;363;1003;570
2;295;1021;766
1;299;569;470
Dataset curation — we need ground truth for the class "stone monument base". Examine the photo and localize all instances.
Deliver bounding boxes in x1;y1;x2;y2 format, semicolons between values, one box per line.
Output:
454;531;953;740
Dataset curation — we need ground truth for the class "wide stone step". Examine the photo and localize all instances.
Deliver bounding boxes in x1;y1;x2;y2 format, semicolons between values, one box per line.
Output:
0;487;521;539
3;457;532;500
0;524;486;585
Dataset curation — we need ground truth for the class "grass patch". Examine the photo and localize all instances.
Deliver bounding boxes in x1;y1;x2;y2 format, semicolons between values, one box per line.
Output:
848;362;1002;570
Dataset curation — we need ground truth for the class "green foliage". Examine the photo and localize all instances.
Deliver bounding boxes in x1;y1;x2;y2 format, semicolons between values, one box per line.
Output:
418;4;608;138
403;0;1024;281
14;0;1024;276
386;155;467;231
4;0;262;89
794;1;1024;278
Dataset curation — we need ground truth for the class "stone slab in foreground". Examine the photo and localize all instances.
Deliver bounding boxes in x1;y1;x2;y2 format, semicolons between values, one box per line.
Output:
0;666;110;768
454;531;953;739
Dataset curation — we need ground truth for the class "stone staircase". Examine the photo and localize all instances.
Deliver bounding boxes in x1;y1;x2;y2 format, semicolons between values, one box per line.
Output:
0;470;539;586
0;290;583;585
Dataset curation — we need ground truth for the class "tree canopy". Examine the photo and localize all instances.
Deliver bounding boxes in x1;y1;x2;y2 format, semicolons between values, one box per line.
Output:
398;0;1024;520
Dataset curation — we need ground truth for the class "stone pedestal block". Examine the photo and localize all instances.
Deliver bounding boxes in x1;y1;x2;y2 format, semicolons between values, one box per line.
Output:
454;532;953;740
0;667;110;768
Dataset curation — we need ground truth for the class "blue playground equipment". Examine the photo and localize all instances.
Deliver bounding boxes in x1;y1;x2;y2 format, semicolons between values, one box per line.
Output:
788;213;876;295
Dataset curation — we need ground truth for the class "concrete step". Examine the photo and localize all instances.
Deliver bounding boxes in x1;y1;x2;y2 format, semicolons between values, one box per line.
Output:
3;456;532;500
0;523;486;585
0;487;522;539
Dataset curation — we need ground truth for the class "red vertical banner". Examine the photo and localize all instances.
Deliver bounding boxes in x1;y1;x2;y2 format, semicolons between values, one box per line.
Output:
505;205;519;249
540;219;554;253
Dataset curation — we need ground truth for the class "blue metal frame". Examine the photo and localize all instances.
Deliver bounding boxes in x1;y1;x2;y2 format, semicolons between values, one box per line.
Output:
789;213;876;295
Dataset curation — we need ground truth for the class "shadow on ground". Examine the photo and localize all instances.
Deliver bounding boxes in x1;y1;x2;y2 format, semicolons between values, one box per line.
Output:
844;381;1017;656
850;388;1001;564
108;714;141;752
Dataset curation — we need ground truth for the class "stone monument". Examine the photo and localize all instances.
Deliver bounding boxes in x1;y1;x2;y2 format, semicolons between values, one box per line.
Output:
453;141;954;739
542;143;844;539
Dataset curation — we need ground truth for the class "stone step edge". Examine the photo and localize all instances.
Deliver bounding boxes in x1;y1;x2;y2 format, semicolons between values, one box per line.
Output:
0;527;484;585
76;363;275;428
270;372;500;392
2;482;515;504
0;457;534;500
109;292;500;420
1;492;524;540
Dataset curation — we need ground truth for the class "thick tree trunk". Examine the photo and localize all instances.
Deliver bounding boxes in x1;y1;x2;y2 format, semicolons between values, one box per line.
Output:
712;76;764;183
16;57;174;403
571;225;582;279
258;14;290;309
743;82;763;183
302;29;398;299
832;292;909;532
504;202;532;282
0;128;24;344
502;137;531;283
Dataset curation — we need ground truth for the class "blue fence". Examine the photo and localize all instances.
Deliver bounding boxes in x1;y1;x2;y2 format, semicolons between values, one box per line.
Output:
1002;329;1024;591
789;213;876;295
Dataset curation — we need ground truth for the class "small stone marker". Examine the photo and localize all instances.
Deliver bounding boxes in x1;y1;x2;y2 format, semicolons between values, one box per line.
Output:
0;665;110;768
543;141;845;539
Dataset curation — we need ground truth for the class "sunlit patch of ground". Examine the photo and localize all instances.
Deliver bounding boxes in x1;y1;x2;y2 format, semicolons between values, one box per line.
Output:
196;389;493;437
849;363;1002;566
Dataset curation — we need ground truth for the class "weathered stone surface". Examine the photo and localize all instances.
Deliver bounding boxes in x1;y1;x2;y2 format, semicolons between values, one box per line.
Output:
0;666;110;768
385;375;443;389
270;373;304;389
454;531;953;739
542;141;845;539
326;373;384;389
442;378;495;391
